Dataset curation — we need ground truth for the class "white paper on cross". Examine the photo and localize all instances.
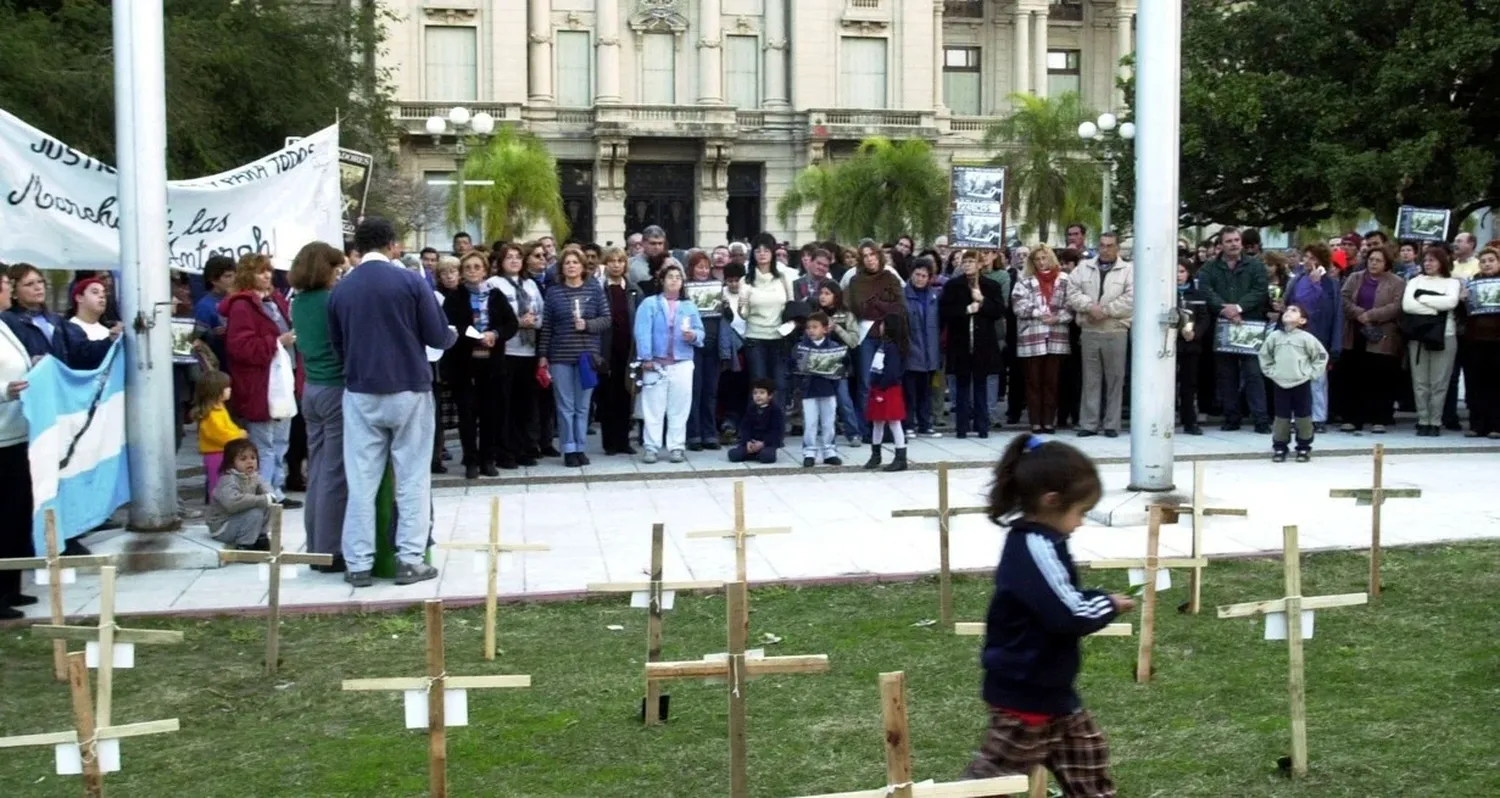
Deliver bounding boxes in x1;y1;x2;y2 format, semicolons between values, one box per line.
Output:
702;648;765;686
1263;610;1316;641
256;563;301;582
471;551;515;574
1128;567;1172;591
34;567;77;586
55;739;121;775
85;641;135;669
403;688;469;729
629;590;675;611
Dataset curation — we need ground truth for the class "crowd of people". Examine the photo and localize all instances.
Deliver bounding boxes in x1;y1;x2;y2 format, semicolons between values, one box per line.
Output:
0;216;1495;608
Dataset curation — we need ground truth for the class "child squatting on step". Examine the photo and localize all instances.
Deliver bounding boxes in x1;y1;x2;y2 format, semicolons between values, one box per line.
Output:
961;434;1135;798
207;438;278;551
1257;303;1330;462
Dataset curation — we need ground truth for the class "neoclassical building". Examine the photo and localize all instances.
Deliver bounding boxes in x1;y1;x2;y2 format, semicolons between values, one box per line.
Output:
385;0;1137;248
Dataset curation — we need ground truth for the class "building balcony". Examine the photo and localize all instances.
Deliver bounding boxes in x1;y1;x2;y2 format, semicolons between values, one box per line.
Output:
949;115;1004;138
808;109;940;141
1050;0;1086;23
526;104;784;139
394;102;524;135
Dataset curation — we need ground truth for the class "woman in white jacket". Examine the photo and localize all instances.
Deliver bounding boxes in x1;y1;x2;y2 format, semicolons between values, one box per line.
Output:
1402;246;1464;435
0;271;36;619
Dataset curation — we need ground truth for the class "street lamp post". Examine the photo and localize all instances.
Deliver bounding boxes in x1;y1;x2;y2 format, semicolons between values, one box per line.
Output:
1077;113;1135;236
425;106;496;234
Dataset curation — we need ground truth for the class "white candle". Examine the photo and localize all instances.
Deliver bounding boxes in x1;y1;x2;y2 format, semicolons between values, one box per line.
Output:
681;316;692;333
573;297;581;318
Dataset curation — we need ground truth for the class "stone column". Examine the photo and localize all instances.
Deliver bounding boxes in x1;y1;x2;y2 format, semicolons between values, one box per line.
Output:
595;0;621;103
528;0;553;104
1012;6;1030;97
1033;5;1050;99
932;1;946;113
1114;10;1135;109
594;137;628;248
698;141;732;246
698;0;724;103
763;0;789;108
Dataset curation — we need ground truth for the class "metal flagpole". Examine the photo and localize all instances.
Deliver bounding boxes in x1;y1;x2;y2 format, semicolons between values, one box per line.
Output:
1127;0;1181;492
115;0;180;529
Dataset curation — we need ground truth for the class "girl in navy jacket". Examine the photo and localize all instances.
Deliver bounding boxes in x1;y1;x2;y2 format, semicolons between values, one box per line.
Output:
863;313;910;472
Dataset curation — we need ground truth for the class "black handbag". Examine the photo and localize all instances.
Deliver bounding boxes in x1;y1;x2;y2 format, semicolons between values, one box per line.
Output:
1399;312;1446;351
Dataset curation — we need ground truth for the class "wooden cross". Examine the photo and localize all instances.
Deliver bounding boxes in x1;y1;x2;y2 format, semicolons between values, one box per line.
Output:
1217;525;1367;778
889;464;988;629
217;505;332;675
342;600;532;798
0;651;179;798
1087;504;1204;683
1166;461;1248;614
30;566;184;727
687;481;791;629
586;522;724;725
645;582;830;798
1328;444;1421;597
437;496;550;660
786;671;1029;798
0;509;115;681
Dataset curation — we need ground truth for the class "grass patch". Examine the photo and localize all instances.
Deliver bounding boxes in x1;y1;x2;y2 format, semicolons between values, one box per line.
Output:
3;543;1500;796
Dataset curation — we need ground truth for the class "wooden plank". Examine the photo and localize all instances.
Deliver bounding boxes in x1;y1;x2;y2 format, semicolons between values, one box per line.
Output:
341;675;531;692
1028;765;1048;798
46;511;67;683
425;600;447;798
684;527;791;539
787;775;1031;798
217;551;333;566
439;541;551;552
728;581;750;798
585;580;725;593
1327;488;1421;499
1216;593;1369;619
266;507;285;676
1283;526;1309;778
1188;461;1206;615
955;622;1130;638
1136;506;1161;684
937;465;953;630
0;730;77;748
645;523;666;726
0;555;114;571
1202;508;1250;517
879;672;914;798
1370;445;1384;597
888;507;987;519
67;651;104;798
645;655;831;681
96;566;118;727
96;719;182;740
1088;557;1208;570
484;497;500;661
30;626;185;645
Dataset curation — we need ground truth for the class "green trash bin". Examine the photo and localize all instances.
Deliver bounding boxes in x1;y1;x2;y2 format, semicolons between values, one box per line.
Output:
371;464;433;578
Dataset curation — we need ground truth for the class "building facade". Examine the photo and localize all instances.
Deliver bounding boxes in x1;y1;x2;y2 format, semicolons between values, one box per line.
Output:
385;0;1137;248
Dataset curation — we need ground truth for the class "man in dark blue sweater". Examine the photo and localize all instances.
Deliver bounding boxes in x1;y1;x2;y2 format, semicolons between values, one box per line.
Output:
327;217;456;588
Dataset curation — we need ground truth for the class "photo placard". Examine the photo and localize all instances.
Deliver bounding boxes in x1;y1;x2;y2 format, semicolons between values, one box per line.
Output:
1395;205;1451;243
1214;319;1272;355
1466;276;1500;316
948;165;1007;249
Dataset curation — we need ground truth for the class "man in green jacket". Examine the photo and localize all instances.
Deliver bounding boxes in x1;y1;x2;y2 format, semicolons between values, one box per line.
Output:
1196;227;1271;432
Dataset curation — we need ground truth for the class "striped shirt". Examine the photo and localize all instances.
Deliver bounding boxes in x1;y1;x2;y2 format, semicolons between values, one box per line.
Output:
537;281;611;364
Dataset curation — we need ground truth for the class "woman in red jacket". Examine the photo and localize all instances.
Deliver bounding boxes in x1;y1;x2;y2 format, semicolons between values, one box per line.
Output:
220;254;302;507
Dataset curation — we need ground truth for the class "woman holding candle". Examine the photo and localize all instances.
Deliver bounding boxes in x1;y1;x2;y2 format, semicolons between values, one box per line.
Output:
634;263;706;463
538;245;612;467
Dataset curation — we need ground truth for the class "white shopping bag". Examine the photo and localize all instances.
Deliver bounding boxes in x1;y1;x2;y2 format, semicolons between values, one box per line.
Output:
267;342;298;419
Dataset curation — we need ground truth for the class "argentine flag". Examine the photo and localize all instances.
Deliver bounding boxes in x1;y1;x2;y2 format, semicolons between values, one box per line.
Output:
22;342;131;553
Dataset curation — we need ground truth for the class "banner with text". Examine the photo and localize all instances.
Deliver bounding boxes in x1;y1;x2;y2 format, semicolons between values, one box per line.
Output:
948;164;1008;249
0;109;343;272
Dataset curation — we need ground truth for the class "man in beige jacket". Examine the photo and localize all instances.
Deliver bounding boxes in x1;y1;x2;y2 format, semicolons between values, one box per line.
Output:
1067;232;1134;437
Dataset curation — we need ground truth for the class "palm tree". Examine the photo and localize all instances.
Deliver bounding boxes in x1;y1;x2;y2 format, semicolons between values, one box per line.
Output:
776;137;948;243
454;127;569;242
982;92;1103;243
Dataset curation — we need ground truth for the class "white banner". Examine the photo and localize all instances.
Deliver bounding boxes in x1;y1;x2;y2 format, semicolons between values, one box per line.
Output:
0;108;343;272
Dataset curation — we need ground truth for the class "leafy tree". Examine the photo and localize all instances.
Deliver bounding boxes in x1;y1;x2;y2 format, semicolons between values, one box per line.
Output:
982;92;1102;243
455;127;569;243
0;0;394;178
776;137;948;243
1114;0;1500;231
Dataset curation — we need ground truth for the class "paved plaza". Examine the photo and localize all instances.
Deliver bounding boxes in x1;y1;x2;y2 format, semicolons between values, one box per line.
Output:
13;426;1498;622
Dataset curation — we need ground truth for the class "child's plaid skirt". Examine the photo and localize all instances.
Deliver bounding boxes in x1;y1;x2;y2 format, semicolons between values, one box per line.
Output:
961;707;1116;798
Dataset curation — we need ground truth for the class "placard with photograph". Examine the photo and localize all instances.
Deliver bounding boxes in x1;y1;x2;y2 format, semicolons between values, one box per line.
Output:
287;137;373;236
949;165;1007;249
1214;319;1272;355
1467;276;1500;316
171;319;198;364
1395;205;1451;243
684;280;724;317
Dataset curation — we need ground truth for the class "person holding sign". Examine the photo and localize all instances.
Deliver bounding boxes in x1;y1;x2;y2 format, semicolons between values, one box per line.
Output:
1459;247;1500;438
684;252;727;451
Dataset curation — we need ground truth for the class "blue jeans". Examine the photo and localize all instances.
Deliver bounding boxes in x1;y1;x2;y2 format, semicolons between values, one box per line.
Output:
1215;353;1269;425
340;390;434;572
954;370;989;435
856;337;880;434
245;418;292;499
904;371;935;432
835;378;863;440
550;362;594;454
801;395;838;459
687;346;720;444
743;338;787;400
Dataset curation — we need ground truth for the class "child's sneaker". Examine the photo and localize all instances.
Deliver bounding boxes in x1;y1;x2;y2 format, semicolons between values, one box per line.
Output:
1295;451;1311;463
802;457;815;468
1272;451;1288;463
825;456;843;466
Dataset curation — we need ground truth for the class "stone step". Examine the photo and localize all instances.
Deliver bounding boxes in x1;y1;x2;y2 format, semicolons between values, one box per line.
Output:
79;525;225;573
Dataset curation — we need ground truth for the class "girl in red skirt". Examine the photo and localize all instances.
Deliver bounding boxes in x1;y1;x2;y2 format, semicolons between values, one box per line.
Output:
863;312;910;472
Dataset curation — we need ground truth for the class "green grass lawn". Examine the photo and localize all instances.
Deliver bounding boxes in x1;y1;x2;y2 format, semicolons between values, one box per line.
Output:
3;542;1499;797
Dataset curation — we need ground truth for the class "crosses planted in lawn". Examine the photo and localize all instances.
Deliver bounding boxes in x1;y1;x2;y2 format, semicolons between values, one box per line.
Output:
436;497;550;660
1087;504;1204;683
889;464;988;629
216;505;332;675
687;481;790;626
1328;444;1421;597
0;509;115;681
1167;461;1247;614
785;671;1029;798
30;566;184;727
0;651;179;798
341;600;531;798
1217;525;1368;778
645;582;829;798
586;522;723;724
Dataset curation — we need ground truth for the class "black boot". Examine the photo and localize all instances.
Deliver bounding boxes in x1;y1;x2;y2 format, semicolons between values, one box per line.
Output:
863;445;883;470
882;447;909;473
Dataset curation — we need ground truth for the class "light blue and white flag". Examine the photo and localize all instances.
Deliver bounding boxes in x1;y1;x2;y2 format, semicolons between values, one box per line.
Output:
22;342;131;553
